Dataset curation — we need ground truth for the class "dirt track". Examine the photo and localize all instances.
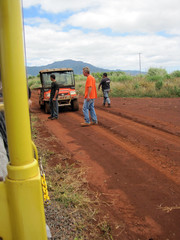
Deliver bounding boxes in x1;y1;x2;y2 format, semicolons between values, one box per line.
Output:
31;90;180;240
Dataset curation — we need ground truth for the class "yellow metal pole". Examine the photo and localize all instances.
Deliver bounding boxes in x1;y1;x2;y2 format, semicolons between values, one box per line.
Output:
0;0;33;170
0;0;47;239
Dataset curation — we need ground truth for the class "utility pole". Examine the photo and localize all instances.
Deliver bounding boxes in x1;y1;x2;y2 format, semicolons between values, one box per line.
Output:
139;53;142;74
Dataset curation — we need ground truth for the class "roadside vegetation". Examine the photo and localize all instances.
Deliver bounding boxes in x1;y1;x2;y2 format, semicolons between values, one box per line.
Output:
28;75;41;89
31;115;115;240
28;68;180;98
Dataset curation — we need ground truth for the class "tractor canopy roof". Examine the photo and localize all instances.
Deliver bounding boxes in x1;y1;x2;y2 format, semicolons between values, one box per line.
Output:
39;68;75;88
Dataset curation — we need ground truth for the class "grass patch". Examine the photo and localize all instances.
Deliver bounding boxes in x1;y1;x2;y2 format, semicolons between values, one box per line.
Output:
30;115;39;138
50;162;105;239
98;220;114;240
53;163;91;208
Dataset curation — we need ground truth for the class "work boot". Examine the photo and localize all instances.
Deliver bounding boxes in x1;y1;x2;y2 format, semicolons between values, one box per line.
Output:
108;104;111;108
81;122;90;127
90;121;98;125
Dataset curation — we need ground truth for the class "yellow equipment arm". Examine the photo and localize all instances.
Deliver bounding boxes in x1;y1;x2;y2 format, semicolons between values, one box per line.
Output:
0;0;47;239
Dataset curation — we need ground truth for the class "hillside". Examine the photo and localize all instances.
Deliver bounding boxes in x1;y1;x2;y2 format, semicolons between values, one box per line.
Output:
26;59;141;76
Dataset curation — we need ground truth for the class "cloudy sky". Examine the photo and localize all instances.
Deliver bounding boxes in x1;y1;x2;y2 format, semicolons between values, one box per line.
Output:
22;0;180;73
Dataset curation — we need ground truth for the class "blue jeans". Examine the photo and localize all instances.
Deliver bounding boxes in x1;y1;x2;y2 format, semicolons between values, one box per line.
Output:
50;98;58;118
103;90;110;105
83;99;98;123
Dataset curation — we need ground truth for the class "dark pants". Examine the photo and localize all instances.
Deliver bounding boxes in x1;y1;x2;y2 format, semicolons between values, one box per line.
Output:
50;98;58;118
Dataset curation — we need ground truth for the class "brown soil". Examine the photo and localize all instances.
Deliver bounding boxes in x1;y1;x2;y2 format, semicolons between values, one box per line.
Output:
31;90;180;240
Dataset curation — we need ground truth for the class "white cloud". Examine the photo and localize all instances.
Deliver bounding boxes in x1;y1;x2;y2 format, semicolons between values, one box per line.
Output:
22;0;180;72
63;0;180;35
23;0;180;35
24;23;180;72
24;17;62;31
22;0;40;8
23;0;101;12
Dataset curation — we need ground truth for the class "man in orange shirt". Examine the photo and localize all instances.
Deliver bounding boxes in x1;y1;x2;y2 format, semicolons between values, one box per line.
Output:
81;67;98;127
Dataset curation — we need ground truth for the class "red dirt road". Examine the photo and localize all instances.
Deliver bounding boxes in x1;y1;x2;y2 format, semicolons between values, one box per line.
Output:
31;91;180;240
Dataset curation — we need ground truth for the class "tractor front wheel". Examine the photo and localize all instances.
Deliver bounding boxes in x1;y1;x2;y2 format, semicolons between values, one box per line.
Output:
71;99;79;111
44;102;50;114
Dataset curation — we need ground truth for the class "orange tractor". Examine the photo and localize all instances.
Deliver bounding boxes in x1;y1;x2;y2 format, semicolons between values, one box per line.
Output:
38;68;79;113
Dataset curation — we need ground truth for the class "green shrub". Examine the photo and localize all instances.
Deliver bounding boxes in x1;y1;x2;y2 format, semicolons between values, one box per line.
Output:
164;74;171;79
169;86;180;96
171;70;180;78
133;83;139;89
75;75;85;82
28;75;35;79
174;86;180;96
92;72;102;82
117;75;133;82
155;80;163;90
146;75;163;82
147;67;167;77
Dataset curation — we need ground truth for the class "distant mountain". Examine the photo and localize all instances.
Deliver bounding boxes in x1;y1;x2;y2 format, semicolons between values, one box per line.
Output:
26;59;141;76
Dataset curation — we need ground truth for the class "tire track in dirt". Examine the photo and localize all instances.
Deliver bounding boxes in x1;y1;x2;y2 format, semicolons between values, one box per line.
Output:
78;99;180;137
77;101;180;149
96;106;180;137
75;105;180;183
